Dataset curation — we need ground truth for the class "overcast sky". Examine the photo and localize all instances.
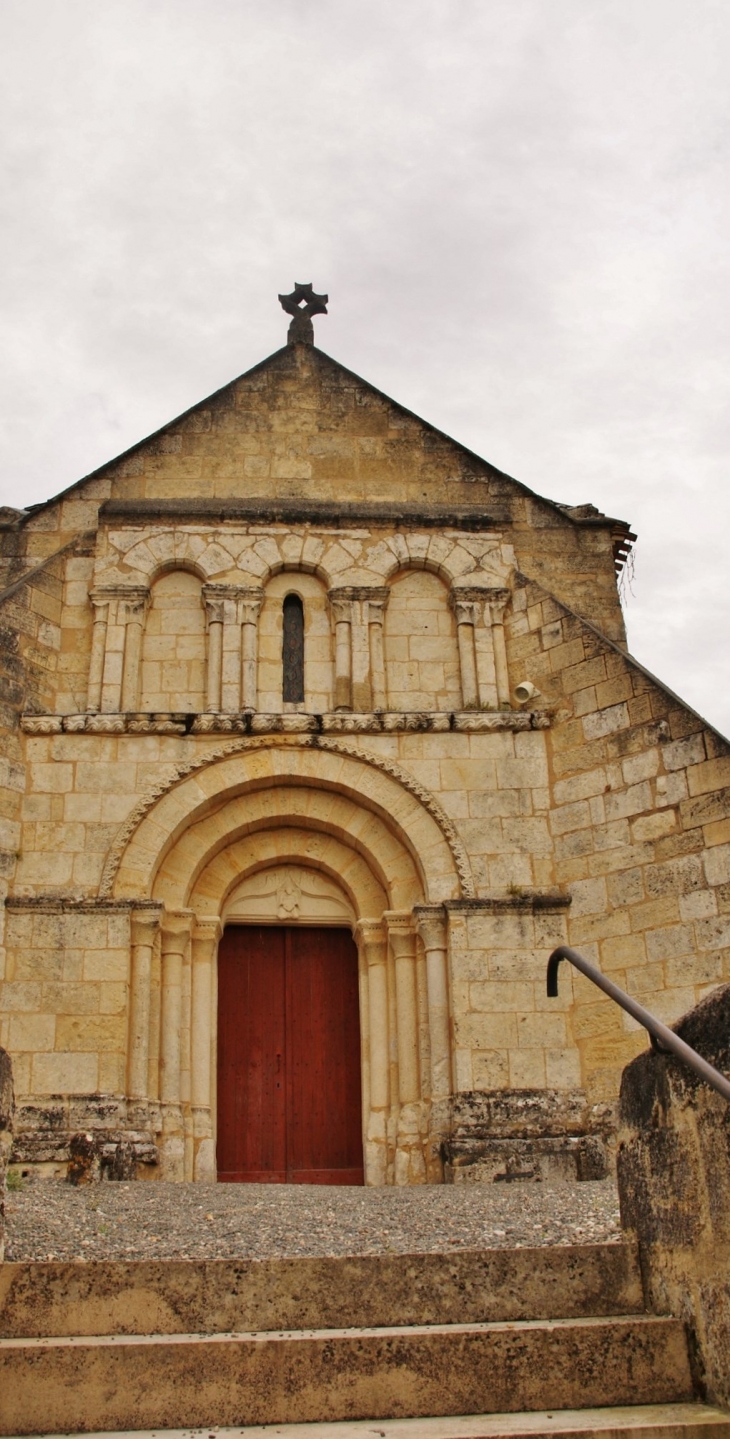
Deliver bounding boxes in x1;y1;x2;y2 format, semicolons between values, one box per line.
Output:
1;1;728;733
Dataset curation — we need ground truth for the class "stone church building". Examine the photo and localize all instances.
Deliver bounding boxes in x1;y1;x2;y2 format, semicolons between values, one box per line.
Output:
1;289;728;1188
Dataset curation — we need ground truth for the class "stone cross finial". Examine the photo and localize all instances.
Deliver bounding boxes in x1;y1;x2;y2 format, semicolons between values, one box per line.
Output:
278;282;328;345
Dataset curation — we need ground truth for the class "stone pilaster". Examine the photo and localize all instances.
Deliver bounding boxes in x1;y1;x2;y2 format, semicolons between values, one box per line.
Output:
190;916;221;1181
355;918;390;1185
238;588;265;712
385;910;426;1185
329;589;354;711
127;904;163;1104
159;910;193;1182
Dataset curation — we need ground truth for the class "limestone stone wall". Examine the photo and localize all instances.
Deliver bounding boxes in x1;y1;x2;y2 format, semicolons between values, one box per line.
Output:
258;571;333;713
1;339;728;1184
1;533;729;1180
0;1047;13;1258
140;571;207;713
384;570;461;711
617;985;730;1408
503;574;730;1105
0;345;629;643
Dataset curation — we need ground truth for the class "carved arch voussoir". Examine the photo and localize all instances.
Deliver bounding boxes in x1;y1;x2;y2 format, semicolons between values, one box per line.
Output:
98;735;475;901
100;525;512;596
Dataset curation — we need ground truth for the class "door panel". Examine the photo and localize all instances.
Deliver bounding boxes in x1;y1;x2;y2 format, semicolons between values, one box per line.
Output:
217;926;287;1182
217;925;364;1184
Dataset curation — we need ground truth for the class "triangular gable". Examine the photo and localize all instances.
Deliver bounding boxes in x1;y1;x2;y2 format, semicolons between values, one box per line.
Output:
19;343;631;546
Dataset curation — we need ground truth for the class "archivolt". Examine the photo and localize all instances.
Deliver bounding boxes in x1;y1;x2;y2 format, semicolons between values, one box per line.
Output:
101;736;474;902
99;525;511;594
179;825;389;918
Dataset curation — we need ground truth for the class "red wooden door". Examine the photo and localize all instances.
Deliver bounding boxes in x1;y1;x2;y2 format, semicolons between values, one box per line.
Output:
217;925;364;1184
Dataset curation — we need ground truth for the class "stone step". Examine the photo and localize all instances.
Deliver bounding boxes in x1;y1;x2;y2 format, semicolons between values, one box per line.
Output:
0;1242;643;1337
22;1406;730;1439
0;1314;693;1437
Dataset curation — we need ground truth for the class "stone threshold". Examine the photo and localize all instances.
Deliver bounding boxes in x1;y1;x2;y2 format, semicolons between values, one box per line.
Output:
20;709;550;736
28;1406;730;1439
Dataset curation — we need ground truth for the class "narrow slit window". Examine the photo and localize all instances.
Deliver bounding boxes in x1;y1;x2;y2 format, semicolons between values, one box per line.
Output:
282;594;305;703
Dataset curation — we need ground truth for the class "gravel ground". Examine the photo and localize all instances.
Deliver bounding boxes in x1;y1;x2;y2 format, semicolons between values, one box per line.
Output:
4;1178;622;1262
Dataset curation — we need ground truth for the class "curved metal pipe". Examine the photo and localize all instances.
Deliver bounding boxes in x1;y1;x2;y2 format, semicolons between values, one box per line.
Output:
547;944;730;1104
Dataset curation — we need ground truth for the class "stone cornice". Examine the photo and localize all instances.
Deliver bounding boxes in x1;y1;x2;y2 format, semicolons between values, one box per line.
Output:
20;709;551;736
5;896;163;913
99;498;511;530
445;892;572;912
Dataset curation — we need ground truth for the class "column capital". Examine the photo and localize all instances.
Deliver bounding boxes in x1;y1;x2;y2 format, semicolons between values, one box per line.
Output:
91;584;149;624
484;587;511;621
202;584;228;622
452;585;511;622
237;587;265;625
365;587;390;619
413;904;447;950
89;589;113;615
161;908;194;948
131;903;163;946
450;592;481;627
383;909;416;959
120;587;151;622
354;917;387;956
192;915;223;944
328;588;356;624
91;583;149;604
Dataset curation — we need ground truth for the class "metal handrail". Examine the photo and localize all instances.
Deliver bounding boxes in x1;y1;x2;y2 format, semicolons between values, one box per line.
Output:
547;944;730;1104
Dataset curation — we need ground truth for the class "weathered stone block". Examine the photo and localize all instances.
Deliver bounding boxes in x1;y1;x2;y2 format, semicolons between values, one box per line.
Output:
617;983;730;1406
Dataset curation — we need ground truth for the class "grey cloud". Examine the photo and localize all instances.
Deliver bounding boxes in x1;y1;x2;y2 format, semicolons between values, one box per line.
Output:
0;0;728;730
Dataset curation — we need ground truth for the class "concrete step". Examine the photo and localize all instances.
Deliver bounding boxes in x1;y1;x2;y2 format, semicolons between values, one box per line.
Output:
0;1314;693;1436
0;1242;644;1336
21;1407;730;1439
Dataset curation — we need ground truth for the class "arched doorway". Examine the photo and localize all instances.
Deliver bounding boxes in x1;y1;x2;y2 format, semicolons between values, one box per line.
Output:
112;740;467;1185
215;863;365;1185
216;924;364;1184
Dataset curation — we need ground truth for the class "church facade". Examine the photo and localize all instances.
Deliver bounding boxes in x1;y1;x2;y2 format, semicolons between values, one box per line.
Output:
1;298;728;1186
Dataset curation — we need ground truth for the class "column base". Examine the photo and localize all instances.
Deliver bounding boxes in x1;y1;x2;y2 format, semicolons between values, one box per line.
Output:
394;1100;426;1185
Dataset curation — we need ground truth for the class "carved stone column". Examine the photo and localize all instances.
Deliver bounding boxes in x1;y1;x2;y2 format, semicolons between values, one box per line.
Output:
239;588;265;712
191;916;221;1181
120;588;150;713
202;587;225;713
349;589;373;711
451;593;480;709
355;919;390;1185
453;587;511;711
489;588;511;709
367;588;389;711
329;589;354;711
203;585;264;713
87;591;111;713
159;910;193;1181
415;904;452;1181
414;905;451;1101
99;590;127;714
127;904;163;1104
385;911;426;1184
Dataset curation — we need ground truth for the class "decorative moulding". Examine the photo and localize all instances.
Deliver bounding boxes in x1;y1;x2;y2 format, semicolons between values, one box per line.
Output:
96;734;476;901
20;709;551;736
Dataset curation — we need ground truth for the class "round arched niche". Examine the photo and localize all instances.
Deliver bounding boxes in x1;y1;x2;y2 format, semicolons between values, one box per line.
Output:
223;862;356;927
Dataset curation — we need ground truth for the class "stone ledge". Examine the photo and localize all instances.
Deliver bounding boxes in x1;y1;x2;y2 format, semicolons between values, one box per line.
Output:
444;1088;615;1186
446;892;571;912
20;709;551;736
5;896;161;913
100;497;513;528
445;1135;609;1185
10;1094;160;1179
